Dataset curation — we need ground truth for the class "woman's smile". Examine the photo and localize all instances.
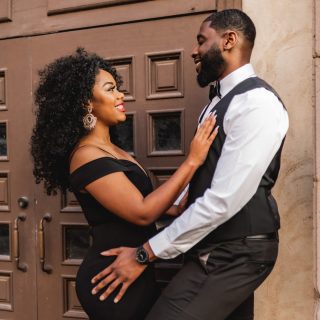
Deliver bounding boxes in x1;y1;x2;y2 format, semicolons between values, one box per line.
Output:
115;103;126;112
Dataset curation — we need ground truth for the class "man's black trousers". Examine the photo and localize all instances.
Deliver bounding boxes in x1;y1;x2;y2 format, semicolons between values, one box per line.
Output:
146;237;278;320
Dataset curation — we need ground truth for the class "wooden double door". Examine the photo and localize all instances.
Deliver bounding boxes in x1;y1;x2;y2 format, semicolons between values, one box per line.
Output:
0;4;217;319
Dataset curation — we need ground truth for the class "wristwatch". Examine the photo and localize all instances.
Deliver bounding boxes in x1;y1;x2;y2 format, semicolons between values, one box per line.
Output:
135;246;149;265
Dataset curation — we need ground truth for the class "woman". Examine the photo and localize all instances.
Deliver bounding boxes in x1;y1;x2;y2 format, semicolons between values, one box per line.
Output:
31;48;217;320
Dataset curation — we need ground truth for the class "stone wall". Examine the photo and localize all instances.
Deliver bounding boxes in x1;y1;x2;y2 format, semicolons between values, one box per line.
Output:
243;0;314;319
314;0;320;319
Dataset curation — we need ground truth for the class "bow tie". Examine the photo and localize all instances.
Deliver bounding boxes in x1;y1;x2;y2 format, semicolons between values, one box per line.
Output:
209;81;221;101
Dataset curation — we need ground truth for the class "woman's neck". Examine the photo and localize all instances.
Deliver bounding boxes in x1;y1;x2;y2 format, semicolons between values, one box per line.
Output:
82;124;112;146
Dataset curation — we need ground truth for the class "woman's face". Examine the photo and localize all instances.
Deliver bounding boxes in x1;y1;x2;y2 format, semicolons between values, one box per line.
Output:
91;69;126;126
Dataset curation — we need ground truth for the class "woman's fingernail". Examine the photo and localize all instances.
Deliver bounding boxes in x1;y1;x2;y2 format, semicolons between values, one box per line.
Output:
91;289;96;295
99;295;105;301
114;298;119;303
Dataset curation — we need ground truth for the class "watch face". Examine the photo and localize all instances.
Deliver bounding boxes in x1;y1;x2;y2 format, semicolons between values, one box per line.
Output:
136;247;148;264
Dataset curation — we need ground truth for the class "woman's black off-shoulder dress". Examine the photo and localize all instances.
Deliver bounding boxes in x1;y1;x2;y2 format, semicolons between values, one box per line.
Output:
69;157;159;320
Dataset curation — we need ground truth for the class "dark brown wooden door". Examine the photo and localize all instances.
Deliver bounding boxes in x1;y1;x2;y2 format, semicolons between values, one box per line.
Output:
0;0;245;318
0;38;38;320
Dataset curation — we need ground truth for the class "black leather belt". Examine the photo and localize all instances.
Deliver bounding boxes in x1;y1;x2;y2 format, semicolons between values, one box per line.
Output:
245;232;278;240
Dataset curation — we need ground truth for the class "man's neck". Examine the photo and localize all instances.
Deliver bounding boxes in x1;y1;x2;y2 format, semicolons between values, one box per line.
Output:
218;63;255;98
219;61;250;81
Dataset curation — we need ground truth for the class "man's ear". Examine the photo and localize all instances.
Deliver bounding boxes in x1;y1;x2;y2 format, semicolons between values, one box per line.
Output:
222;30;238;51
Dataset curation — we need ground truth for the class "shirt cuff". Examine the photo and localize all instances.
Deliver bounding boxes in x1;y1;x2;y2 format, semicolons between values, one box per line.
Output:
173;185;189;206
149;228;182;260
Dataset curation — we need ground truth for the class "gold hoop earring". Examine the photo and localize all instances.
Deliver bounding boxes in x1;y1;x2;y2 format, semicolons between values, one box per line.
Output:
83;105;97;130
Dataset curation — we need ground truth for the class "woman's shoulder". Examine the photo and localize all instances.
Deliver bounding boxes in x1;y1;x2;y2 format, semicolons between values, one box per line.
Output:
70;145;130;184
70;156;122;178
70;145;113;173
69;153;130;193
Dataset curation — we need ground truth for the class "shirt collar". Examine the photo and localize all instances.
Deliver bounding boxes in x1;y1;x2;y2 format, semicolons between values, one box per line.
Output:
219;63;256;97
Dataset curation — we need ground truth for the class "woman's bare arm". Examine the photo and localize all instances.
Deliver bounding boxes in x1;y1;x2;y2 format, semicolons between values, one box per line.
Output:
71;116;217;225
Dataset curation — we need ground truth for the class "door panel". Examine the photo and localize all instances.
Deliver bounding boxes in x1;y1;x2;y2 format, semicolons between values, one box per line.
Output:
0;39;37;319
0;0;214;39
35;193;89;319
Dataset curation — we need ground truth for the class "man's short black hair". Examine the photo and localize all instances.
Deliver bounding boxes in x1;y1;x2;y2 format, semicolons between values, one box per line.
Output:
204;9;256;47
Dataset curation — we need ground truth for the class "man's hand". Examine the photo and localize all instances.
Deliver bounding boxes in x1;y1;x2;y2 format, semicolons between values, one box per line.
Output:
91;247;146;303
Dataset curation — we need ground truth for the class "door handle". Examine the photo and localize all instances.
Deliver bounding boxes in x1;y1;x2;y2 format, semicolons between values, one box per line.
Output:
39;213;53;273
13;213;28;272
17;196;29;209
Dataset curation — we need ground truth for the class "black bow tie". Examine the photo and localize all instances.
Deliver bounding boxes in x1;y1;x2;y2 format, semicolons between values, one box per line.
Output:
209;81;221;101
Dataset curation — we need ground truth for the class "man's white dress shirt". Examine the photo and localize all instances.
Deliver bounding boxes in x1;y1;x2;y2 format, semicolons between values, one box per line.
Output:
149;64;289;259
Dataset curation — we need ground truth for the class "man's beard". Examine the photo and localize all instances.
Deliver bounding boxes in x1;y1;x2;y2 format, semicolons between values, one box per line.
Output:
197;44;226;88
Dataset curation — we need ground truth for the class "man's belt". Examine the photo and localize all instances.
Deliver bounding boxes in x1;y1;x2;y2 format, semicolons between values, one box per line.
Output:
245;232;278;240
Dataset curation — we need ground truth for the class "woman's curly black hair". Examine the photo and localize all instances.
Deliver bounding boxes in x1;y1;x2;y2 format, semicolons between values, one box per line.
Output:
30;48;122;195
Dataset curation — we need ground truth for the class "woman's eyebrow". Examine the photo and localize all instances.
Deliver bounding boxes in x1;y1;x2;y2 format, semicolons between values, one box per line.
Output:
102;81;115;87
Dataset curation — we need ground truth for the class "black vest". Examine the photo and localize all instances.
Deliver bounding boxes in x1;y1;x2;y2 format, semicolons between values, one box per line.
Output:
187;77;285;248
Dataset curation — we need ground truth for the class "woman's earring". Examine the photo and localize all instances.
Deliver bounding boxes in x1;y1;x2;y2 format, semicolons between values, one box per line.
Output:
83;105;97;130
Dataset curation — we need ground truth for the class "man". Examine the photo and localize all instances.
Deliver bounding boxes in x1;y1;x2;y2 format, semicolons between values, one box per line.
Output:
91;9;289;320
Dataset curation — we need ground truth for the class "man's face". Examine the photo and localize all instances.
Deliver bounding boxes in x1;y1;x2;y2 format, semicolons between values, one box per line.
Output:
191;22;226;87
